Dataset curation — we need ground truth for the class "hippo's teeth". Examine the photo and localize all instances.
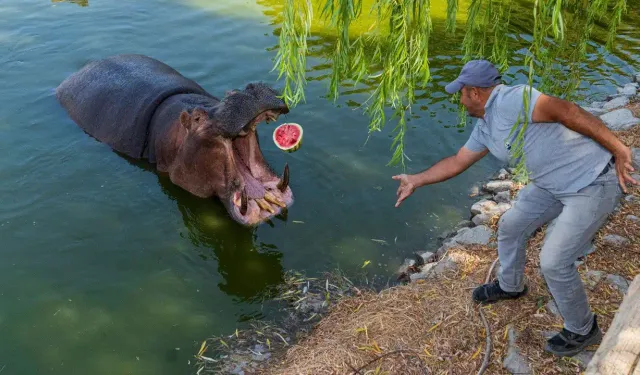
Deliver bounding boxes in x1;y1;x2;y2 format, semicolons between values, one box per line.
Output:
256;198;275;214
264;192;286;208
277;163;289;193
240;190;248;216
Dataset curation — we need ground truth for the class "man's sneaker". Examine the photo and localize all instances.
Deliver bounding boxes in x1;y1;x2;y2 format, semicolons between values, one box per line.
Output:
472;279;528;304
544;315;603;357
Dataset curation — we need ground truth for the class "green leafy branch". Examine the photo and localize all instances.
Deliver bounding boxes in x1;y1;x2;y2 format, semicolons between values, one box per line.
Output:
272;0;628;170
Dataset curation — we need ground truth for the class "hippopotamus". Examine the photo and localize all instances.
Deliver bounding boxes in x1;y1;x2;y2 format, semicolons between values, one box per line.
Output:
55;54;293;226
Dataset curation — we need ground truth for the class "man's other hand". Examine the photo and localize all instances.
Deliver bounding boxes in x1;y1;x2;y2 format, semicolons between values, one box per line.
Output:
392;174;417;207
614;144;638;193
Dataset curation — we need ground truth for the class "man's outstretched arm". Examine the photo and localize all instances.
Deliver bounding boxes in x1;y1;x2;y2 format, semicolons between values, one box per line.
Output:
393;146;489;207
531;94;638;193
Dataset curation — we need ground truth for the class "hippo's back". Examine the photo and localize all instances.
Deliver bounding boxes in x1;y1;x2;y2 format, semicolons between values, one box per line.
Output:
56;54;213;158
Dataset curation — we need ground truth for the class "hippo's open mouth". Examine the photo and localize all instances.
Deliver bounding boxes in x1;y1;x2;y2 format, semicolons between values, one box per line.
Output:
227;109;293;226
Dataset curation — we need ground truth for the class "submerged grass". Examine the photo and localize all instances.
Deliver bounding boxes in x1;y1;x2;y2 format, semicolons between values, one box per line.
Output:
198;110;640;375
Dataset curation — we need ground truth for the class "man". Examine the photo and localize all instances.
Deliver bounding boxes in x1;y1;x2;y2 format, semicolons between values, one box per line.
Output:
392;59;638;357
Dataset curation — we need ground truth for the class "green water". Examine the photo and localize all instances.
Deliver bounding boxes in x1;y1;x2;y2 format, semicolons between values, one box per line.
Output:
0;0;638;373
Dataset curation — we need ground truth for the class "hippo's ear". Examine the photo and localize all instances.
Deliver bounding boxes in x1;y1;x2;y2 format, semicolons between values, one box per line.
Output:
179;107;209;132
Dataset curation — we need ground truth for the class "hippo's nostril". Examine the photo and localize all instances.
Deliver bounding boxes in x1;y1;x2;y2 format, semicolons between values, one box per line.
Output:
230;178;241;190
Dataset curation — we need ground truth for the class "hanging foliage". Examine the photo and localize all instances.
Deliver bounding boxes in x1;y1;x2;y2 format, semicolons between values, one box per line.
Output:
273;0;628;171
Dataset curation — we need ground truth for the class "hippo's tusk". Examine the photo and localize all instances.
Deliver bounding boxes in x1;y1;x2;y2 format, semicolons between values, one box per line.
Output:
264;191;286;208
256;198;275;214
277;163;289;193
240;190;248;216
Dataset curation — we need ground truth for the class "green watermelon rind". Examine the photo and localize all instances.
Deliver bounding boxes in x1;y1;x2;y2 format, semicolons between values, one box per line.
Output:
273;123;303;153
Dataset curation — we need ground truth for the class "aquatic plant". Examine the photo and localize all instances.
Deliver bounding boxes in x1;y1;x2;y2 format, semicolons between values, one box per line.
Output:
273;0;628;172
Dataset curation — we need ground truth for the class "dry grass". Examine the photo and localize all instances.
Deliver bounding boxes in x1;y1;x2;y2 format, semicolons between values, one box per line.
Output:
257;117;640;375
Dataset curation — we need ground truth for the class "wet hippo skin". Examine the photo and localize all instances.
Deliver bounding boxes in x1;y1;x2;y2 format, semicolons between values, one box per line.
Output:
56;54;293;226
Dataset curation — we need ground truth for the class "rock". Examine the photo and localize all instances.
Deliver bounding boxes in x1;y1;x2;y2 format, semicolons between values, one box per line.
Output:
632;148;640;170
484;180;514;193
419;251;436;264
495;191;511;203
431;256;457;276
600;109;640;131
603;96;630;110
471;199;497;215
469;185;481;197
298;295;327;314
574;351;596;368
494;168;510;180
409;263;437;281
617;83;637;97
455;220;474;230
602;234;630;247
471;199;511;217
635;72;640;83
584;241;596;257
477;194;493;201
397;258;417;275
605;274;630;295
412;257;457;281
627;215;639;222
450;226;493;246
472;213;491;226
584;270;605;289
590;101;606;109
606;93;626;101
632;173;640;182
494;202;512;215
436;229;458;247
437;229;457;241
546;299;562;318
614;199;623;212
583;107;608;116
503;326;532;375
231;364;247;375
625;195;637;203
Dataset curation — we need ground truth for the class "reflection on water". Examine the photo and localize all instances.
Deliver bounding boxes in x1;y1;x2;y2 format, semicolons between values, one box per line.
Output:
120;153;287;304
159;173;286;303
51;0;88;6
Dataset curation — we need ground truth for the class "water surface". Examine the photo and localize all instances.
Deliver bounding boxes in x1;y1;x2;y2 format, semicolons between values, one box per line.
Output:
0;0;638;373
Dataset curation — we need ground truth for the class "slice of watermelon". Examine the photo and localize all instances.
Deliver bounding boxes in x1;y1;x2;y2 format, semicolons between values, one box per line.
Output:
273;123;303;152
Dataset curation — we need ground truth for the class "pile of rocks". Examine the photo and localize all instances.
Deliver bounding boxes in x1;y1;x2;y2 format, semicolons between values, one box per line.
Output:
396;168;518;283
582;80;639;130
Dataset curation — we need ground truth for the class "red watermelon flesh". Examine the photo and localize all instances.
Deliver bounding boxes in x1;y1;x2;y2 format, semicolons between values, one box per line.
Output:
273;123;302;151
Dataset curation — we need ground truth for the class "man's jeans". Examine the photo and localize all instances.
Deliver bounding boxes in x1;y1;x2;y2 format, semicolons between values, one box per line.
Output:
496;160;622;335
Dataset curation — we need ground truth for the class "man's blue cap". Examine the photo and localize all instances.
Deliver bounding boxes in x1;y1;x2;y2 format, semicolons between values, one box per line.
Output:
444;60;502;94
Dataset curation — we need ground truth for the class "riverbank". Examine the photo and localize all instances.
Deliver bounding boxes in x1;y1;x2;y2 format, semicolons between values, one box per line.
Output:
194;77;640;375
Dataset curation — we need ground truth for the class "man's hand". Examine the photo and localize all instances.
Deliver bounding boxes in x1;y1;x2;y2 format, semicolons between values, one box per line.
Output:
613;144;638;194
392;174;417;207
391;147;488;208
